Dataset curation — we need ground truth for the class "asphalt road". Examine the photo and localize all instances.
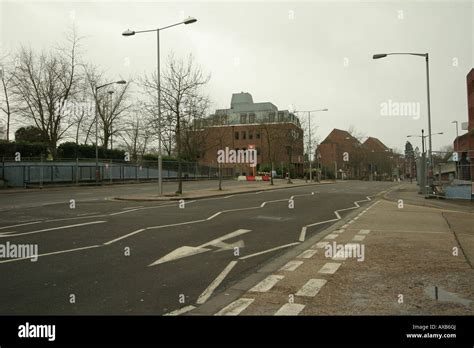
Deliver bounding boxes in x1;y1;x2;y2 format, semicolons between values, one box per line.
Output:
0;180;396;315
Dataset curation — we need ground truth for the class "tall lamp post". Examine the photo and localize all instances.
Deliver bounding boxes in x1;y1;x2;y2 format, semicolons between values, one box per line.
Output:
108;90;115;151
122;16;197;195
95;80;127;184
373;52;434;192
295;108;328;182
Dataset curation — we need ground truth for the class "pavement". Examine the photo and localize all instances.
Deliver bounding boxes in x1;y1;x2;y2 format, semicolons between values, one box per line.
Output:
0;179;397;315
193;182;474;316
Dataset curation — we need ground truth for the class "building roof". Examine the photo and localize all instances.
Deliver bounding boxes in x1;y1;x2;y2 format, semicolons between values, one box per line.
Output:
363;137;389;152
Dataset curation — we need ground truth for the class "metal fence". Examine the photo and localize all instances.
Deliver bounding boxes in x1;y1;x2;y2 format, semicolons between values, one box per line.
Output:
0;158;235;188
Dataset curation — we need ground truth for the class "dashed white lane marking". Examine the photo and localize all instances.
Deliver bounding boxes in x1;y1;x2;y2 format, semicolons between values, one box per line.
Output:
324;233;338;240
104;229;146;245
164;305;196;316
240;242;300;260
274;303;305;316
0;221;107;238
197;261;238;304
0;244;101;264
353;235;366;241
297;249;318;259
318;262;341;274
249;275;284;292
358;229;371;234
279;260;304;271
313;241;329;248
215;298;254;316
353;216;359;220
296;279;327;297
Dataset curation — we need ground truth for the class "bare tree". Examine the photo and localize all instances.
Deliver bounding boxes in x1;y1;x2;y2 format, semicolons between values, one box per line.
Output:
0;55;16;141
84;63;132;151
11;28;82;157
120;111;152;162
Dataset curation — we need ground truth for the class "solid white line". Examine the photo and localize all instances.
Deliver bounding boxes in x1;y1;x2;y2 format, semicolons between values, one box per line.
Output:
249;275;284;292
279;260;304;272
207;212;222;220
352;235;366;241
274;303;305;316
296;279;327;297
104;229;146;245
297;249;317;259
0;221;107;238
196;261;238;304
318;262;341;274
239;242;299;260
0;221;44;230
164;305;196;316
260;199;288;207
0;244;101;264
147;219;207;230
215;298;254;316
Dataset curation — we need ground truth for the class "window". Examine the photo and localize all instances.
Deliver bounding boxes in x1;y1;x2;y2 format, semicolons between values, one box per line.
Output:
278;111;284;122
268;112;275;123
256;132;261;139
249;113;256;123
240;113;247;124
256;147;261;155
242;131;247;140
249;131;253;140
235;131;239;140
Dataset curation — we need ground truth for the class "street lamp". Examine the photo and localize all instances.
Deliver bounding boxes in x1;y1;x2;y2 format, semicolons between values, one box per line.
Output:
122;17;197;195
373;52;434;191
295;108;328;182
95;80;127;184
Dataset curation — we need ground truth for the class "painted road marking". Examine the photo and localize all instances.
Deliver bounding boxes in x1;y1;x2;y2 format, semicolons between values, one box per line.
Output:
314;241;329;248
0;244;101;264
164;305;196;316
324;234;338;240
358;229;371;234
332;250;347;261
239;242;299;260
0;221;44;230
274;303;305;316
104;229;146;245
197;261;238;304
279;260;304;272
215;298;254;316
249;275;284;292
297;249;318;259
0;221;107;238
353;235;366;241
296;279;327;297
319;262;341;274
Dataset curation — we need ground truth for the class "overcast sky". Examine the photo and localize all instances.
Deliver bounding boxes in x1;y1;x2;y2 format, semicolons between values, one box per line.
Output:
1;0;473;153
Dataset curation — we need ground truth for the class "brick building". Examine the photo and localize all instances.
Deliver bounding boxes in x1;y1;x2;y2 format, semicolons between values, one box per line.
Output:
453;68;474;181
317;129;395;180
193;92;304;176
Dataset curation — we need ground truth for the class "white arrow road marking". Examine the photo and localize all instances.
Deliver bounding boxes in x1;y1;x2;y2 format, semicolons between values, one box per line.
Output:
0;221;107;237
196;260;238;304
213;240;245;252
149;229;251;266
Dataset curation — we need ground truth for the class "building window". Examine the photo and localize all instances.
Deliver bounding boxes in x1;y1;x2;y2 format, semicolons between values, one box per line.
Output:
268;112;275;123
240;113;247;124
256;147;261;155
235;131;239;140
278;111;284;122
256;132;261;139
248;131;253;140
242;131;246;140
249;113;256;123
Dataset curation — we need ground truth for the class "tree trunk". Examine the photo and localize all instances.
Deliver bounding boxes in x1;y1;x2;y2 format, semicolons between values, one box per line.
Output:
176;113;183;194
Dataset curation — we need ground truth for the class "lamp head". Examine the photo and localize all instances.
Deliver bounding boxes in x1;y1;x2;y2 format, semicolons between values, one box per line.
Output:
122;29;135;36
